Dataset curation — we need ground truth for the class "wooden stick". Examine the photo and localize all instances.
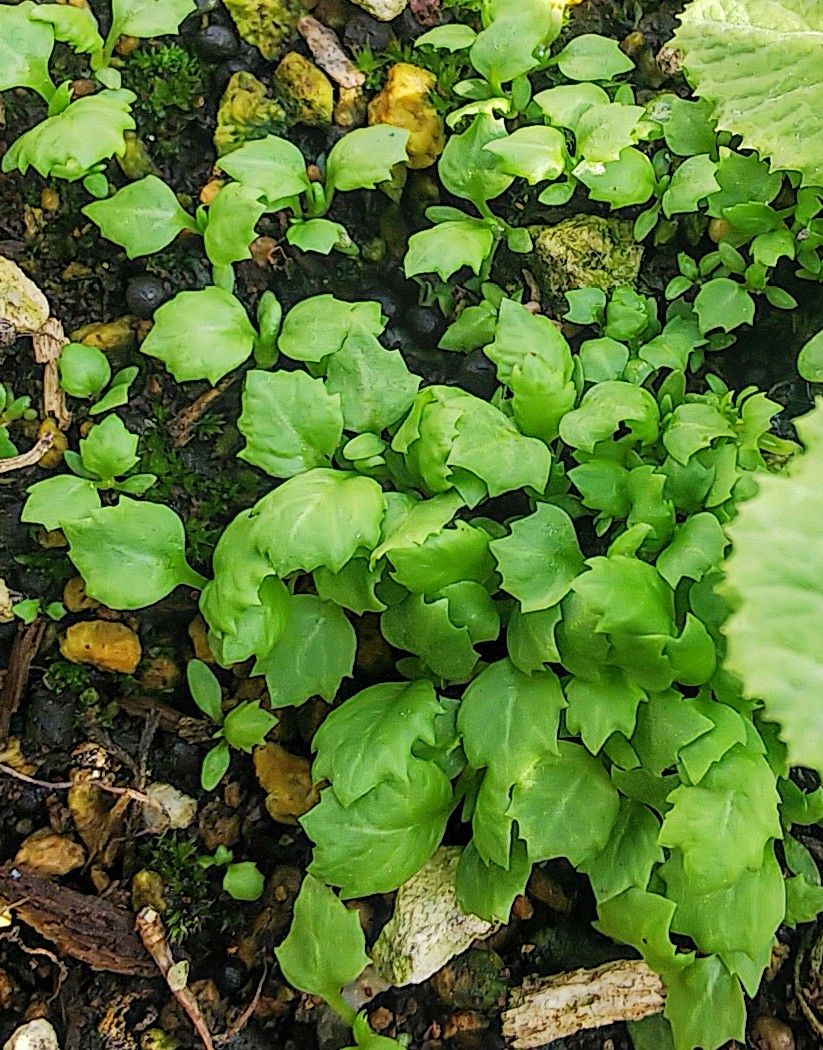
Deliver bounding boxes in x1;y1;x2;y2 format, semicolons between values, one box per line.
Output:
136;908;215;1050
501;959;665;1049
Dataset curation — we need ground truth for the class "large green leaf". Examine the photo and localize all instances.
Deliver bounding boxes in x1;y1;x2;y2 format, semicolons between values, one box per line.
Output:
674;0;823;185
509;741;620;865
313;681;443;806
22;475;101;532
489;503;583;613
252;468;385;575
2;90;136;181
109;0;196;40
659;745;781;893
0;2;56;99
303;759;453;897
82;176;196;259
723;402;823;774
254;595;356;707
140;286;256;384
324;329;420;434
458;658;565;783
238;369;344;478
63;498;205;609
275;875;369;1017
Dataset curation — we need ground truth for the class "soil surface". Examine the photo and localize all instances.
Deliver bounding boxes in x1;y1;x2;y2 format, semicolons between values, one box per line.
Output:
0;0;821;1048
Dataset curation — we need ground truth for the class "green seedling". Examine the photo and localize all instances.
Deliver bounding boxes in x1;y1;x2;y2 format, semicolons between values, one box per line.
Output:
0;384;37;458
187;659;277;791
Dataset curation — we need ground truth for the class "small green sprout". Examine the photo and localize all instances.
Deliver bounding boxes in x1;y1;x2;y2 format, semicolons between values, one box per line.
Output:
187;659;277;791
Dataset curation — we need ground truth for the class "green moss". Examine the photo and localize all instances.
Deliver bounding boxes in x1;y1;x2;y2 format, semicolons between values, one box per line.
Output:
139;836;214;943
532;215;643;307
124;45;205;121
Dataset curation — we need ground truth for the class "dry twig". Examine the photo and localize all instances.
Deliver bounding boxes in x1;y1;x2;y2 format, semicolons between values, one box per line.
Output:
137;907;215;1050
31;316;70;428
0;431;53;474
0;617;46;743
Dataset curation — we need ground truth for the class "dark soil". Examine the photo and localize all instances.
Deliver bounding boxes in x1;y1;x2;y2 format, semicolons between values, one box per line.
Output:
1;0;821;1048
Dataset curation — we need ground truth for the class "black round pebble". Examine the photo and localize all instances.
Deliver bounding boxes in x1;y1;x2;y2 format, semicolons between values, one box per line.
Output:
126;275;167;319
195;24;241;63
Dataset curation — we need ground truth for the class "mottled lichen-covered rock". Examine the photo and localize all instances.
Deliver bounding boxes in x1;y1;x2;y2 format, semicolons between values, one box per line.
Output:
0;255;49;335
223;0;303;60
368;63;445;169
371;847;495;986
214;71;289;156
532;215;643;307
351;0;408;19
275;51;333;125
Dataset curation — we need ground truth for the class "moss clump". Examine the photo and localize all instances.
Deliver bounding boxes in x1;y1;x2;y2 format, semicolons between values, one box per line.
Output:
124;44;205;122
214;71;290;156
223;0;303;61
532;215;643;307
274;52;333;126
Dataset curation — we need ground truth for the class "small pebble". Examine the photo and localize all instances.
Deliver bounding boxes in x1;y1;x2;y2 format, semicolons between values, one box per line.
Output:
126;275;167;319
195;24;241;62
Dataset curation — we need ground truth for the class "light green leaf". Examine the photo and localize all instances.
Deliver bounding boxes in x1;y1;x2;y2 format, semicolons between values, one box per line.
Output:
659;745;782;893
325;330;420;433
381;592;479;683
673;0;823;186
63;498;205;609
533;83;609;132
278;295;384;363
506;604;562;674
509;740;620;865
313;559;386;615
455;838;530;924
560;381;660;452
30;4;102;54
798;328;823;382
438;114;514;209
109;0;196;41
238;369;343;478
555;33;634;81
565;671;647;754
79;414;138;479
59;342;111;399
470;0;562;86
313;681;442;806
489;503;583;613
223;861;265;901
483;126;567;185
416;24;477;50
574;147;656;209
581;798;662;903
187;658;223;723
201;741;231;791
723;402;823;773
215;134;310;203
662;956;745;1050
405;221;495;281
275;874;369;1012
303;759;453;897
661;154;720;217
458;658;565;783
661;846;783;993
204;182;266;266
286;218;353;255
326;125;410;194
694;277;755;334
575;103;645;163
596;888;687;973
22;475;101;532
656;513;729;588
140;286;255;384
3;90;136;181
223;699;277;751
253;468;385;575
0;2;55;99
89;365;138;416
254;595;355;707
387;521;493;596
